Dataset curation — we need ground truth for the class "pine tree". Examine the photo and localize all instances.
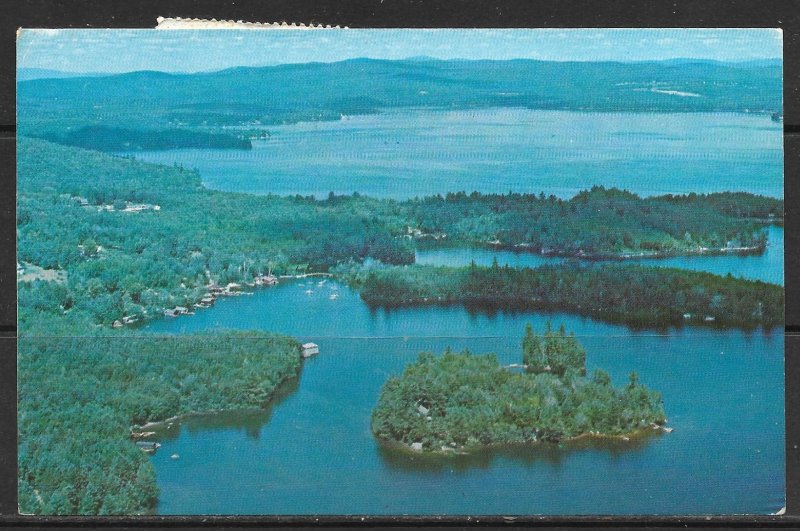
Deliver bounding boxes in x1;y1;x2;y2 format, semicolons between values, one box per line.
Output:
522;323;546;373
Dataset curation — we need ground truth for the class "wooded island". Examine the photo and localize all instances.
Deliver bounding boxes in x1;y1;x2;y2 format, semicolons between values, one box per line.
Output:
372;325;666;453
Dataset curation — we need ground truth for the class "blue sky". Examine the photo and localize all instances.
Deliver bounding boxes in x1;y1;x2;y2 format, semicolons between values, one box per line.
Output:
17;28;782;74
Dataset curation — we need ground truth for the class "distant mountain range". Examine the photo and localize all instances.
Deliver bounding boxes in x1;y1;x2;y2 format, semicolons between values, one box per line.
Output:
17;56;782;79
16;68;107;81
17;57;782;151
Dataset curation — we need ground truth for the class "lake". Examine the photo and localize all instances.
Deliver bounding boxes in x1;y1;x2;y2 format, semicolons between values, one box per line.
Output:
416;225;784;286
134;107;784;515
128;109;784;200
144;279;784;515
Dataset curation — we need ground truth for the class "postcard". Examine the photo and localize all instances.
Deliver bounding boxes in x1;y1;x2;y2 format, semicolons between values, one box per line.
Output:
16;28;784;516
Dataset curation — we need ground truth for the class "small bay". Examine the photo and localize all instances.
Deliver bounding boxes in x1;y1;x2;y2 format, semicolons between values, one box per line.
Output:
144;279;784;515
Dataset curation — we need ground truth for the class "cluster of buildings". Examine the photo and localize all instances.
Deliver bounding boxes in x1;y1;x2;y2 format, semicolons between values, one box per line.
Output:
405;226;447;241
113;277;280;326
68;195;161;213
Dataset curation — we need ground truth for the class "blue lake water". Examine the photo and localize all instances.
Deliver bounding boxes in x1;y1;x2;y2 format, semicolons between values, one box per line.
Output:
134;107;784;515
416;225;784;286
128;109;784;200
144;279;785;515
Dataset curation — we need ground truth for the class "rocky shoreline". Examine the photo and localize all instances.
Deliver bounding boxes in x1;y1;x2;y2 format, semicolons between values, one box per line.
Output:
382;422;675;456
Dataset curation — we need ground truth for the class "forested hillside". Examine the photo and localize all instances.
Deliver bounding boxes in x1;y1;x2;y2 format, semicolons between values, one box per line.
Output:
18;332;301;514
17;138;413;331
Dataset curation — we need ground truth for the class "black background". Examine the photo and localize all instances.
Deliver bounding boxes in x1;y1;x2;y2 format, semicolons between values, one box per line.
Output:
1;0;798;528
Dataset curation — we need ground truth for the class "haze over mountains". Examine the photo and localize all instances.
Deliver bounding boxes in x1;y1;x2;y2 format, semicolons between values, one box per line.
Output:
17;57;782;152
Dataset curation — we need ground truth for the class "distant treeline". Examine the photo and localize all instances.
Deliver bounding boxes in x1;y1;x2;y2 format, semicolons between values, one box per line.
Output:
372;325;665;452
18;58;782;152
42;125;252;152
406;187;781;255
341;262;784;329
18;331;301;515
17;138;782;332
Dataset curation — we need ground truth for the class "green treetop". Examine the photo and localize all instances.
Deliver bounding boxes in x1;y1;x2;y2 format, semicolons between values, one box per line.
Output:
523;321;586;376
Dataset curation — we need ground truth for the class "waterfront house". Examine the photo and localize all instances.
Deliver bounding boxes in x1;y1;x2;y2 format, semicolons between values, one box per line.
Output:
254;274;278;286
301;342;319;357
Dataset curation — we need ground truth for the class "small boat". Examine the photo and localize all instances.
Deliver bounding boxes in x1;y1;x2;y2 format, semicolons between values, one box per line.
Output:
135;441;161;454
329;293;339;300
662;426;674;433
305;289;313;295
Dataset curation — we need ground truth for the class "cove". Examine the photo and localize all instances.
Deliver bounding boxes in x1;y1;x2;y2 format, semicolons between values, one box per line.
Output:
143;279;784;515
416;225;784;286
127;109;783;200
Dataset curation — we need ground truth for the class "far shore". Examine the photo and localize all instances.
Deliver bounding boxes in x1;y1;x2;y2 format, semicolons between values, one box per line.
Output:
461;240;770;261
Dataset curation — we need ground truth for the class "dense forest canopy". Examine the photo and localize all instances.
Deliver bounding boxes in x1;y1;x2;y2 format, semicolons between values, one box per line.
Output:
18;332;301;515
17;58;781;151
54;125;253;151
17;138;782;332
339;261;784;329
406;187;781;254
371;325;666;451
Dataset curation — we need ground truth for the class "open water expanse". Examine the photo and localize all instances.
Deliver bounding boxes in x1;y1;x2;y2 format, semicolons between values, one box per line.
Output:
137;107;784;515
128;109;783;200
144;277;784;515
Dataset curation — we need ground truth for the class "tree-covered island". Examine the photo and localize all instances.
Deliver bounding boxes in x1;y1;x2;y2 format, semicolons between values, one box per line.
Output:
372;324;666;453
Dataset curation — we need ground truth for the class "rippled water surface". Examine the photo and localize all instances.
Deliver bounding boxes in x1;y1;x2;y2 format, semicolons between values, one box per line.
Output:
129;109;783;200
